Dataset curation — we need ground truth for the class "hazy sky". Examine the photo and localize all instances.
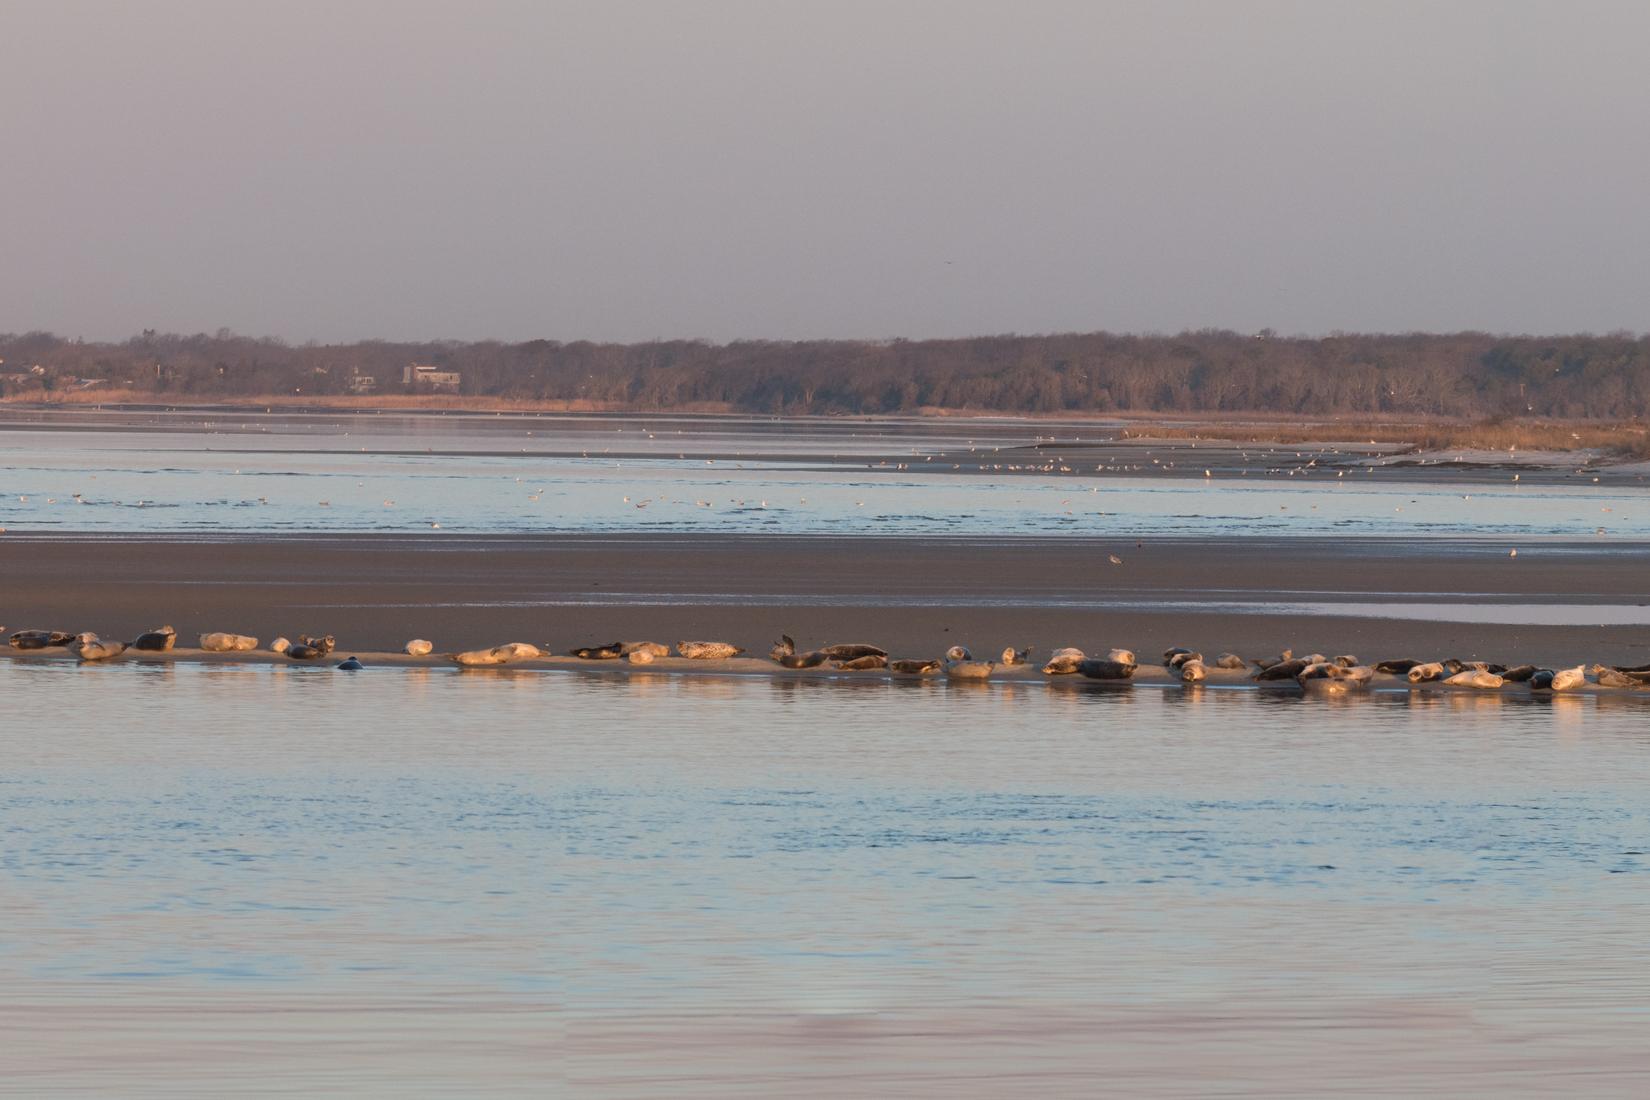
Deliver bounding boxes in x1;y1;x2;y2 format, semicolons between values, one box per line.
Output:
3;0;1647;342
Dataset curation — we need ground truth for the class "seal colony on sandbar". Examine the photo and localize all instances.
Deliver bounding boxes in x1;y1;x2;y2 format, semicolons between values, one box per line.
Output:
3;623;1649;696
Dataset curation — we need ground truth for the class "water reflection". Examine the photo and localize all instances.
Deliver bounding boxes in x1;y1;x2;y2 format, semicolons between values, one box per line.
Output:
2;661;1649;1095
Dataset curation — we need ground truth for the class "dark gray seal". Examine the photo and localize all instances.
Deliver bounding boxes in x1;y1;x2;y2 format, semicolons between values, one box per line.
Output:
131;625;177;652
572;643;625;660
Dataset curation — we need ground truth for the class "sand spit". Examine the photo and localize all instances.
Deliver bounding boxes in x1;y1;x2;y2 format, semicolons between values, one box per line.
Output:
4;644;1647;699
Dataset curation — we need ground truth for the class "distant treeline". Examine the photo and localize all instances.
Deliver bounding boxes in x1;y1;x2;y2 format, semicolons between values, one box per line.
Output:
3;329;1649;419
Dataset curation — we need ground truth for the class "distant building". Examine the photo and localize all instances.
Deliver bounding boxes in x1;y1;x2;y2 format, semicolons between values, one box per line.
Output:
403;363;461;392
348;373;378;395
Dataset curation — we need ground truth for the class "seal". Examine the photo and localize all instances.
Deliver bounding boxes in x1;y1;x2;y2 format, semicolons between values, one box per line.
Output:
269;637;291;654
572;643;626;660
448;647;508;667
1406;662;1446;683
677;641;744;660
1591;665;1640;688
1106;649;1138;666
620;642;669;658
1500;665;1539;683
404;639;434;657
1179;659;1207;683
336;656;365;670
818;643;888;660
1445;669;1504;689
490;642;543;660
1162;647;1194;665
200;632;259;652
834;654;889;670
889;658;942;676
626;649;656;664
9;630;74;649
71;634;127;662
1529;667;1589;690
1250;649;1293;671
943;649;994;680
769;635;812;666
1076;658;1135;681
1041;647;1085;675
1374;659;1423;674
285;634;336;660
1254;657;1315;681
1167;651;1202;671
999;646;1033;666
1214;653;1247;670
130;625;176;651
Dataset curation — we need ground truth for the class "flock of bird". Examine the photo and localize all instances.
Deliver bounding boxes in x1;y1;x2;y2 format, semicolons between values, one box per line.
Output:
4;625;1648;692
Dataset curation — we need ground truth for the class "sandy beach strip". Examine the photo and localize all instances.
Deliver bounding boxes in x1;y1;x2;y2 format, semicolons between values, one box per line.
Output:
2;532;1648;669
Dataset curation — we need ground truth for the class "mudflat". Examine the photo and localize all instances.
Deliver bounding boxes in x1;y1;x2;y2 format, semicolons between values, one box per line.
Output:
3;533;1647;668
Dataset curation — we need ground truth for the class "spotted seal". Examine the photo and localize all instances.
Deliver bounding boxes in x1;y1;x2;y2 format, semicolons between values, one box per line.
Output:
677;641;744;660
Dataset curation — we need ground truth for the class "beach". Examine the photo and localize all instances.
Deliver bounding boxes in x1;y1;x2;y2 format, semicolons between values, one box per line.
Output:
4;533;1648;669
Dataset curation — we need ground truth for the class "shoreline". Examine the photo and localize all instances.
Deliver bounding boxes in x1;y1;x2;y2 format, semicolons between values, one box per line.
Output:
5;404;1647;483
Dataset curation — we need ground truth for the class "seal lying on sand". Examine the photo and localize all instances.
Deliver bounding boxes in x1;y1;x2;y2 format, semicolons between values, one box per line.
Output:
9;630;75;649
1375;659;1423;674
1250;650;1294;671
1406;662;1446;683
889;658;942;676
621;641;669;658
131;625;176;651
942;647;993;680
1179;658;1208;683
70;634;127;662
1530;666;1585;692
1591;665;1641;688
1076;658;1136;681
491;642;543;660
1167;651;1202;671
1042;648;1085;675
1500;665;1539;683
449;647;508;667
1000;646;1034;666
677;641;744;660
572;643;626;660
1254;657;1318;681
834;654;889;670
285;635;336;660
1446;669;1504;689
404;639;434;656
1214;653;1247;670
818;643;887;660
770;636;823;667
200;632;258;652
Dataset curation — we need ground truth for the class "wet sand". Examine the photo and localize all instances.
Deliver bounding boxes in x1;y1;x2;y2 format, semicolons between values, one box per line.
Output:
3;533;1648;668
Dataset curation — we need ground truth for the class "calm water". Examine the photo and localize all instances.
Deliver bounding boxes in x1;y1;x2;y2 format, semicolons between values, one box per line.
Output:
4;662;1649;1094
2;413;1647;538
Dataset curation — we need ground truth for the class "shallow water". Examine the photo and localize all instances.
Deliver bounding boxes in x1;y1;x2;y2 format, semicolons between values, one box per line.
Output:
4;661;1649;1094
2;414;1648;538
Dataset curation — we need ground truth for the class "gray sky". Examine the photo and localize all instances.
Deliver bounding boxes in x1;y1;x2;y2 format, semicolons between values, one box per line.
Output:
2;0;1647;342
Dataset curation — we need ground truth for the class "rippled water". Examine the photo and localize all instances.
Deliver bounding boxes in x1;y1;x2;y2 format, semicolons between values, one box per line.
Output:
3;414;1647;538
4;662;1649;1094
